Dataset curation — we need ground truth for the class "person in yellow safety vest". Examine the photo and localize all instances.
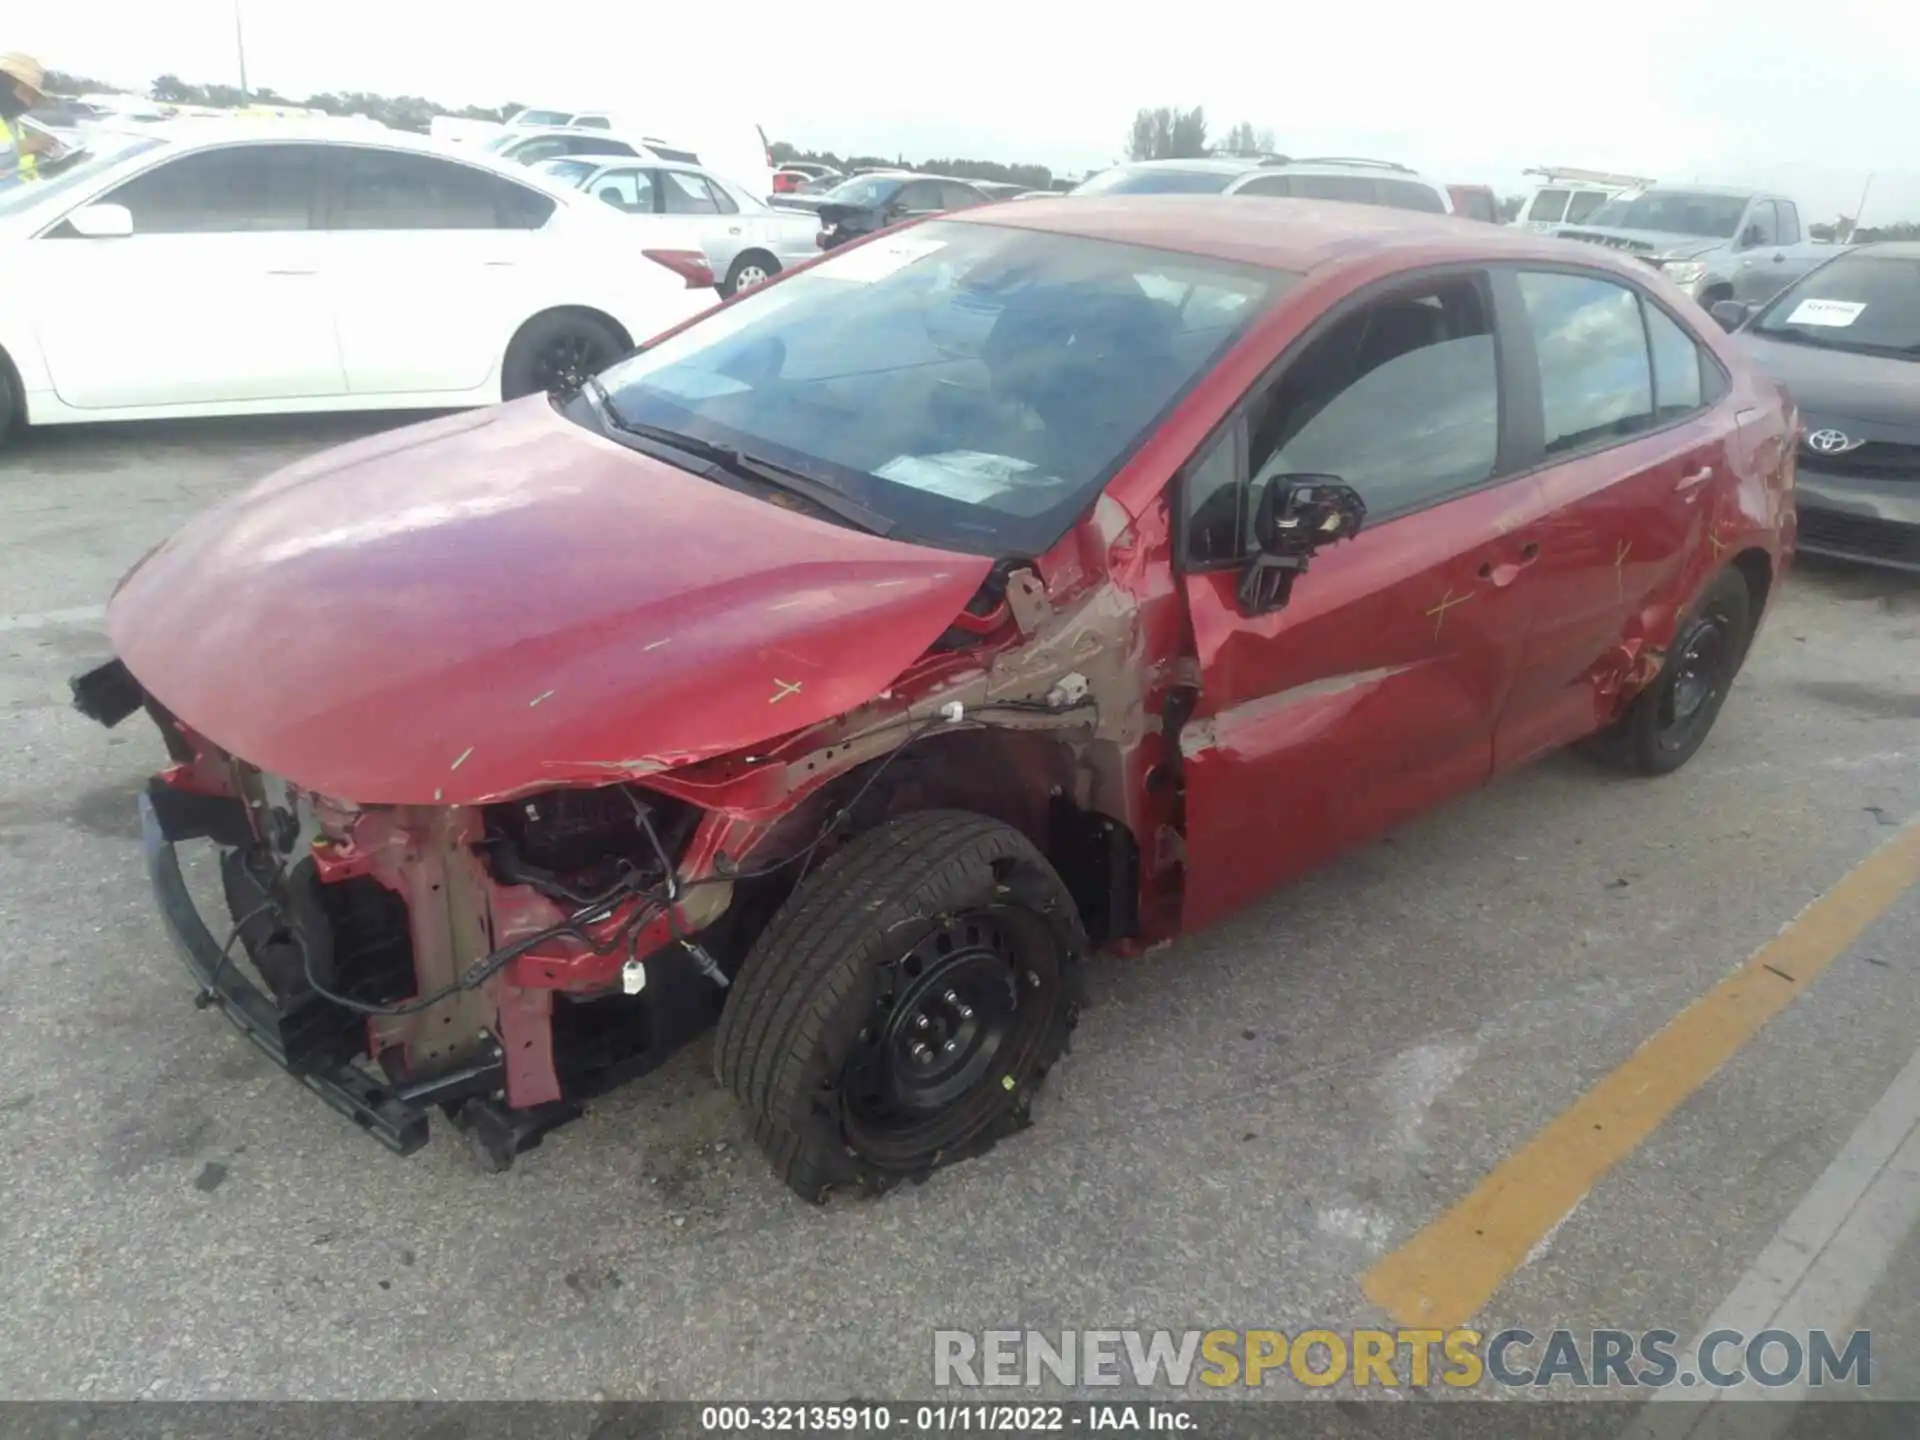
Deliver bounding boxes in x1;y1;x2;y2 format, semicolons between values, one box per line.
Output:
0;51;48;184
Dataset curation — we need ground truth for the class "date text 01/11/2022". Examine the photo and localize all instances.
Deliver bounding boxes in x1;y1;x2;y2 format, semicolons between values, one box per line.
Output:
698;1404;1197;1432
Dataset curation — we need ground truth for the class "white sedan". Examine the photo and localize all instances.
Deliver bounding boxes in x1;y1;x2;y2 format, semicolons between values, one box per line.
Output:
532;156;820;297
0;121;720;439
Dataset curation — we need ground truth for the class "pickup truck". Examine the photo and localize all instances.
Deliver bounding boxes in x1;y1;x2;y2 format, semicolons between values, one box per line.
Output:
1549;184;1834;309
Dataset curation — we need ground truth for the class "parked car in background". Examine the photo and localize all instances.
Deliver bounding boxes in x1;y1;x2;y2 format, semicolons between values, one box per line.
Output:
773;162;841;194
1075;156;1453;215
1448;184;1499;223
1222;158;1453;214
810;172;994;249
772;169;912;210
0;121;716;438
971;181;1029;201
1714;243;1920;572
80;197;1795;1196
1553;185;1831;309
443;113;777;200
1511;167;1654;232
532;155;818;296
481;126;650;168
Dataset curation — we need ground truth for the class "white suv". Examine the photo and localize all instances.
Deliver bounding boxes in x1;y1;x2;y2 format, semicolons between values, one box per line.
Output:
1221;157;1453;214
1074;156;1453;215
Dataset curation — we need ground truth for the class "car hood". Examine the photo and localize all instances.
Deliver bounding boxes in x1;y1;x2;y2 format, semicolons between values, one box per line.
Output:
108;398;992;806
1732;332;1920;428
1555;226;1720;261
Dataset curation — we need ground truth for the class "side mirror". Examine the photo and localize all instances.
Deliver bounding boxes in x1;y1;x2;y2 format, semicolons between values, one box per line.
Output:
67;203;134;239
1237;474;1367;616
1709;299;1754;331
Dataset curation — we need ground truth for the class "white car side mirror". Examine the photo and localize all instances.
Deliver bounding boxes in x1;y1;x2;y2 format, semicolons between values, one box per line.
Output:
67;203;135;239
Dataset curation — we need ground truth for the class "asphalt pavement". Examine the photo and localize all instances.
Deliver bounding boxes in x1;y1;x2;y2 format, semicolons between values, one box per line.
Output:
1;413;1918;1415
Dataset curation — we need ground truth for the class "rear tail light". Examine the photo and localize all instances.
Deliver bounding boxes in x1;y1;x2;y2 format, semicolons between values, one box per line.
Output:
643;248;716;289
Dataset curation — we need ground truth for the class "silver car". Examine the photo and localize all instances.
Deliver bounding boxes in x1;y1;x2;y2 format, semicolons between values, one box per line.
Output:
532;155;819;297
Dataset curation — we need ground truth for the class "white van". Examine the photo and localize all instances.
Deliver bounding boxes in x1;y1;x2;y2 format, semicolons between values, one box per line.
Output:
1513;167;1657;232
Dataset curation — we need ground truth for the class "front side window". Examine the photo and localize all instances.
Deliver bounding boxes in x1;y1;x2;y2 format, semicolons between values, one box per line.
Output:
100;143;320;233
1644;302;1706;419
940;181;986;210
894;181;946;213
1185;275;1500;561
1517;271;1654;453
1776;201;1802;245
1744;202;1779;246
1288;174;1378;206
330;149;555;230
594;220;1286;556
1233;174;1291;198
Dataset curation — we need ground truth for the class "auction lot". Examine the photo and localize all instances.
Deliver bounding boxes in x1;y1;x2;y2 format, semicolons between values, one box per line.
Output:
2;414;1919;1404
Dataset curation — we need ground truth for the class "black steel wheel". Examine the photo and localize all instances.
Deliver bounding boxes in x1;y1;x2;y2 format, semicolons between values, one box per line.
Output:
715;811;1085;1202
1583;566;1753;776
500;311;627;401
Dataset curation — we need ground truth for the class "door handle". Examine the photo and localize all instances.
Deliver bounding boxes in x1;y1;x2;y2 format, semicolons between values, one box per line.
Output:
1677;464;1715;492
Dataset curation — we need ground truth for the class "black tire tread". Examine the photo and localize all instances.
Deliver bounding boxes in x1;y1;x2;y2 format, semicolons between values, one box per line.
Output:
714;810;1083;1201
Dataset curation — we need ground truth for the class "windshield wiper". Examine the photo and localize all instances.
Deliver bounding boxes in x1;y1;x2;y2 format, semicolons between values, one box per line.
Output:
579;380;896;537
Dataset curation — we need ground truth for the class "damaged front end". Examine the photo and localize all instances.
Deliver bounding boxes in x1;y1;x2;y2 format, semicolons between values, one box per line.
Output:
75;659;744;1170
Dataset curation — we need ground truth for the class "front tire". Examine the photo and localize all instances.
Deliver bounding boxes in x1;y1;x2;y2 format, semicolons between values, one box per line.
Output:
715;811;1084;1202
500;310;626;401
1584;567;1752;776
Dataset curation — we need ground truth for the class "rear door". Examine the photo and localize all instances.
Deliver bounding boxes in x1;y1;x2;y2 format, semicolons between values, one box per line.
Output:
322;146;558;396
1490;266;1736;770
1176;268;1548;930
35;142;344;408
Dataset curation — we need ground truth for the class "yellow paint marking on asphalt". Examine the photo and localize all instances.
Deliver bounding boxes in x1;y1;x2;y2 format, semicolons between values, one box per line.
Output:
1362;816;1920;1330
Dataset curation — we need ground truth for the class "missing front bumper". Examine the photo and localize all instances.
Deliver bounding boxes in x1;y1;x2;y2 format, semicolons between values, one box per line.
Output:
138;788;433;1155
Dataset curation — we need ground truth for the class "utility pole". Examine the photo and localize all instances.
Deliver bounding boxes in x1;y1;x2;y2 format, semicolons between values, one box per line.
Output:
234;0;250;103
1851;172;1874;240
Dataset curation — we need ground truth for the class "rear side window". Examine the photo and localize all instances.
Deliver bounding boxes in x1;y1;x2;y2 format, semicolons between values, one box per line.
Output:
102;144;321;233
1517;271;1654;453
1289;174;1378;205
1233;174;1291;198
1564;190;1607;223
1377;178;1448;214
940;181;986;209
330;149;556;230
1529;188;1570;223
660;170;725;215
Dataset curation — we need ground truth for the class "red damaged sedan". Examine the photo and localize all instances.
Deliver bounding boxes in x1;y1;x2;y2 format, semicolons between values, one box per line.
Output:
73;197;1797;1198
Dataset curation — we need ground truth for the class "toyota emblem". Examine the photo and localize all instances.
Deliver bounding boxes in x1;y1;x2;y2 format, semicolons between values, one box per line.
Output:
1806;428;1861;454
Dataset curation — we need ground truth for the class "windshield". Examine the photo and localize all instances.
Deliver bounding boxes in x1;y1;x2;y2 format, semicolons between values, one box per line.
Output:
0;133;166;220
1751;252;1920;357
823;175;906;208
1581;191;1748;238
1073;166;1238;196
592;220;1287;556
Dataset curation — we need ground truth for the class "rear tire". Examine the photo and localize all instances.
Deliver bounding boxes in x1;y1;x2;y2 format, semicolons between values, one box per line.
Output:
500;311;627;401
720;252;779;299
715;811;1085;1203
0;352;19;442
1582;567;1752;776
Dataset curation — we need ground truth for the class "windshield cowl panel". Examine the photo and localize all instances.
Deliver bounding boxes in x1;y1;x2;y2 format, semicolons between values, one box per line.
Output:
593;220;1288;559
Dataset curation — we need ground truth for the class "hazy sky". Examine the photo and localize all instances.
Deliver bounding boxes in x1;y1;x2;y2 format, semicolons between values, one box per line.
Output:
22;0;1920;221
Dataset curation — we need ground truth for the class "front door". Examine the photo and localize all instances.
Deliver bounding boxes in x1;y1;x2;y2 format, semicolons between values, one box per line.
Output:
1176;270;1546;931
35;142;344;409
1491;267;1737;770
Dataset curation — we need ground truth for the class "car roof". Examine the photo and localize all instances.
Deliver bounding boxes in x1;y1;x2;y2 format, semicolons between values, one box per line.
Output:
950;194;1698;278
1634;183;1761;198
1105;157;1257;175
